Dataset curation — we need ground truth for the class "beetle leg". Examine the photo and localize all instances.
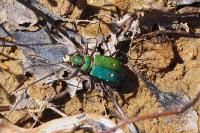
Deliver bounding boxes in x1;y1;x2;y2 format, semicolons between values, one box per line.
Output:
64;68;80;80
100;83;127;118
83;43;88;55
110;50;120;57
100;82;138;132
100;86;108;116
80;75;92;89
75;47;84;56
90;42;97;57
68;51;78;56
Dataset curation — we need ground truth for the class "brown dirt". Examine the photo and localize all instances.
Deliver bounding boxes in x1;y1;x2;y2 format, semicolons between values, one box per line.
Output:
0;0;200;133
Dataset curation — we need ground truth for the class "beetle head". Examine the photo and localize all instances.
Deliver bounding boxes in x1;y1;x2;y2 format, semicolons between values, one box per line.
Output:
63;54;84;67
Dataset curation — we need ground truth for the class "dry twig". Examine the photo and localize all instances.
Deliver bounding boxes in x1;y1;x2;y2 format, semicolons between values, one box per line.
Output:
0;114;124;133
101;84;200;133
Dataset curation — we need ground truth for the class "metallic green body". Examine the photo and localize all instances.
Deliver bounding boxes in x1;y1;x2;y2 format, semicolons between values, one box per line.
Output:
93;55;123;72
69;54;124;84
70;54;84;66
90;66;123;83
81;56;92;71
90;55;124;83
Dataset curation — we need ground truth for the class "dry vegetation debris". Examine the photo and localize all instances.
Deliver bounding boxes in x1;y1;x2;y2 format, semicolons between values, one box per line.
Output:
0;0;200;133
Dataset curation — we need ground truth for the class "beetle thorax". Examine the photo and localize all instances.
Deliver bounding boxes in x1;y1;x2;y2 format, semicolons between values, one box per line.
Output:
63;54;92;72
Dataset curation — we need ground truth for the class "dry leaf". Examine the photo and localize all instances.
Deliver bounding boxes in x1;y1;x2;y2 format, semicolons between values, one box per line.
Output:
170;0;200;5
0;0;38;31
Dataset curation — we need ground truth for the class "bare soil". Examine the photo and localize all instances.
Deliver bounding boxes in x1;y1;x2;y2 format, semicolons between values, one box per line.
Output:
0;0;200;133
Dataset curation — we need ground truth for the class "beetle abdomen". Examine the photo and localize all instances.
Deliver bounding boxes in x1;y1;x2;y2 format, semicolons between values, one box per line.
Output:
90;66;123;83
90;55;124;83
94;55;123;72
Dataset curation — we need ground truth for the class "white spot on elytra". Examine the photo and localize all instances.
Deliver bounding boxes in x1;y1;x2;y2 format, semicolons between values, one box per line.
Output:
110;74;114;77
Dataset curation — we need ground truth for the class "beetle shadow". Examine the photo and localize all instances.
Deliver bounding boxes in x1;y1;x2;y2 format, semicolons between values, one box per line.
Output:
115;66;139;94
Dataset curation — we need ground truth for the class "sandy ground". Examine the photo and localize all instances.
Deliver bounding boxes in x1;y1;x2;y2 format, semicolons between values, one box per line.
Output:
0;0;200;133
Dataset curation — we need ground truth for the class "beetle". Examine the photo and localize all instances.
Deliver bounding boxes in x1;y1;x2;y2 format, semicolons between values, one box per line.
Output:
63;53;125;84
1;27;128;96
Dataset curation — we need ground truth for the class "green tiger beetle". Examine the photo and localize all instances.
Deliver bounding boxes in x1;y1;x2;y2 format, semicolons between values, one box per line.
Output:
63;52;125;85
57;28;125;85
